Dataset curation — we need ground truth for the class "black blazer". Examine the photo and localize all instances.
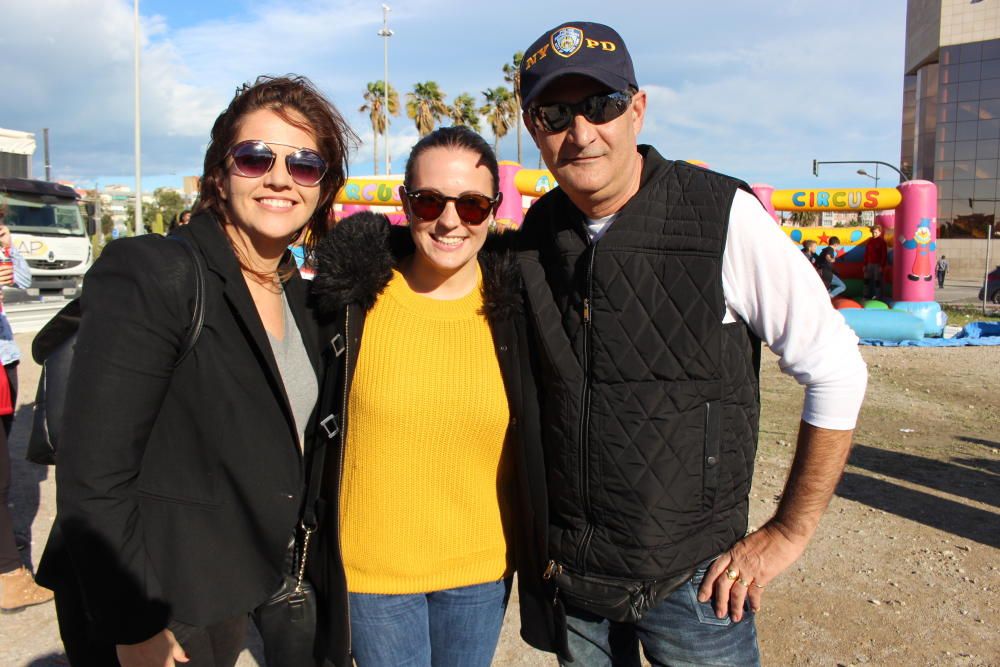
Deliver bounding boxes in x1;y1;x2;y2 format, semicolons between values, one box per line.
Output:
36;213;322;644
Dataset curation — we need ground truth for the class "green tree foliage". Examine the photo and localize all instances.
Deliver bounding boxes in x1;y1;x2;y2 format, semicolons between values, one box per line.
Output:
124;188;186;236
406;81;449;137
502;52;524;164
155;188;185;228
123;204;138;236
448;93;481;132
480;86;516;156
360;80;400;174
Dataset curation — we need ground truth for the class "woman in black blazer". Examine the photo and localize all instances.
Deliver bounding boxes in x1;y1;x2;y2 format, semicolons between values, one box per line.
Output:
36;75;353;667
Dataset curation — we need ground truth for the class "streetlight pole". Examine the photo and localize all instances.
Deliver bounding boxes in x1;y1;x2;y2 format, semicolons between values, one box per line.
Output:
814;159;904;183
378;4;393;176
857;167;879;188
855;168;880;225
134;0;142;237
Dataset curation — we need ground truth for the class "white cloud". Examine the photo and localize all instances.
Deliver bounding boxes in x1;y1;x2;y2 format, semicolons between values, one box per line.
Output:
1;0;908;189
0;0;225;182
637;17;905;188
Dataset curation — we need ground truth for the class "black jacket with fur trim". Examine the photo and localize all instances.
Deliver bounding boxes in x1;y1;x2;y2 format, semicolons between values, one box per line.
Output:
306;212;556;664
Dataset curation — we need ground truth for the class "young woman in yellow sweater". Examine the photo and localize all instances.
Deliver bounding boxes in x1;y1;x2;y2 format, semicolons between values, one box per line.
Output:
309;126;544;666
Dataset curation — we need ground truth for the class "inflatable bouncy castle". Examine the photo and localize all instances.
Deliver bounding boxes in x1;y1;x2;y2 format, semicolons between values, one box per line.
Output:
753;181;945;340
330;168;945;341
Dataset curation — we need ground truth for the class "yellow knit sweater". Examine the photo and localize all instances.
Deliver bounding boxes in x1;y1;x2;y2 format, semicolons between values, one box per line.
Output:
340;269;512;594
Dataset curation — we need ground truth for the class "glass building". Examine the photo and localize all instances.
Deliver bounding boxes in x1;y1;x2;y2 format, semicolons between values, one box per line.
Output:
902;0;1000;237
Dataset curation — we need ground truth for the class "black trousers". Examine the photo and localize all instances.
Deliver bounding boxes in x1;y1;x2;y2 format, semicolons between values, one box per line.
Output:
0;362;20;574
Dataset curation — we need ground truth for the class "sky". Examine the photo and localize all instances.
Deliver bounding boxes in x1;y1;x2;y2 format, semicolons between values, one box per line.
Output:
1;0;908;193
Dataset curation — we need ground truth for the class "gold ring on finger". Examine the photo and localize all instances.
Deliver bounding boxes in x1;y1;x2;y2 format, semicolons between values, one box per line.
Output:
753;582;765;589
725;567;740;581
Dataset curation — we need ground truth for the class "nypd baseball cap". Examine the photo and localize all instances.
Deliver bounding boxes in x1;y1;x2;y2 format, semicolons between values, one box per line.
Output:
519;21;638;109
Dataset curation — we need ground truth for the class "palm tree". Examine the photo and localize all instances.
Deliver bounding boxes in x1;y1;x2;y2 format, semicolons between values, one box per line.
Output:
359;80;399;175
480;86;515;156
502;52;524;164
406;81;449;137
448;93;481;132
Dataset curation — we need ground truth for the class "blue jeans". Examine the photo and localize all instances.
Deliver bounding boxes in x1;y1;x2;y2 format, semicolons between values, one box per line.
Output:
560;564;760;667
349;579;511;667
829;274;847;298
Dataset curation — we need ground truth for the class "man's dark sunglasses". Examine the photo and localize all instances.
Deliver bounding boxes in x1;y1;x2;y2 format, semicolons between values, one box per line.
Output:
226;140;328;187
528;90;634;133
402;187;502;225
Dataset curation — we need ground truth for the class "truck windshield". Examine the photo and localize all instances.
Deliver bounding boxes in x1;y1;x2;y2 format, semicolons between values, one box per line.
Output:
3;193;86;237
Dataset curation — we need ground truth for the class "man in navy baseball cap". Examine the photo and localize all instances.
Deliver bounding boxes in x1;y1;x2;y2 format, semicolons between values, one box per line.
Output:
519;21;638;109
512;20;866;667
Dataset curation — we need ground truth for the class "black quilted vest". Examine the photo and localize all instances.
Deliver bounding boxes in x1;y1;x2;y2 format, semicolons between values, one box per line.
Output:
518;146;761;581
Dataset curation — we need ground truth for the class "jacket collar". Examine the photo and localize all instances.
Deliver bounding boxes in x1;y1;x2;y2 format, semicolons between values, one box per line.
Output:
175;212;243;283
311;211;522;328
174;212;321;436
636;144;672;193
538;145;673;242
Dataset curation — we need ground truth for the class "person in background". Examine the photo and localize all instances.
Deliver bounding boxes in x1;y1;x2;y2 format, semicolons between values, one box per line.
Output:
801;239;817;267
936;254;949;288
309;126;538;667
0;210;50;613
288;226;316;280
816;237;846;298
827;236;843;257
167;210;192;234
863;225;888;300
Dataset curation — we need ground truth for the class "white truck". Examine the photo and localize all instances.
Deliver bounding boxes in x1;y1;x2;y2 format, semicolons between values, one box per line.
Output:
0;177;92;295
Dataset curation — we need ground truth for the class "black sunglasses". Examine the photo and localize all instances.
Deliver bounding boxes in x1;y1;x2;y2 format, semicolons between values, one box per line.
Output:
226;140;328;187
402;187;502;226
529;90;634;133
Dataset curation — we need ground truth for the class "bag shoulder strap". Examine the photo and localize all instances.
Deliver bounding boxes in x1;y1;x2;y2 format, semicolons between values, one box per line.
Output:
32;236;206;365
169;235;206;366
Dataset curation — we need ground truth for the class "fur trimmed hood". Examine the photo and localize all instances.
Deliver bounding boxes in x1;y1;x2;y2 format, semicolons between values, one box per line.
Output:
311;211;523;326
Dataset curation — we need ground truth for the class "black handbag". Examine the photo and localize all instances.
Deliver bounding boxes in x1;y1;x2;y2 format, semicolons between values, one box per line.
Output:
251;415;327;667
544;560;695;623
26;236;205;465
251;532;319;667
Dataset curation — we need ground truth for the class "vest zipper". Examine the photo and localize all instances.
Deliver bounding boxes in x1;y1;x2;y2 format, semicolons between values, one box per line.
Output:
575;242;598;570
336;306;352;653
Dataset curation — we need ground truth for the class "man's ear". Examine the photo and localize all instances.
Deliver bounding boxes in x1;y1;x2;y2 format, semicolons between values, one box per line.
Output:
630;89;647;137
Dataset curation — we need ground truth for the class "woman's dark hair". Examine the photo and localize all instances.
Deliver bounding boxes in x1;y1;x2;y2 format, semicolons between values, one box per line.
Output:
403;126;500;195
195;74;356;268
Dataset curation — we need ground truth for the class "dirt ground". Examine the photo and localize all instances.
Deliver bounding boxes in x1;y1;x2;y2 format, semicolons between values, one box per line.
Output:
1;334;998;666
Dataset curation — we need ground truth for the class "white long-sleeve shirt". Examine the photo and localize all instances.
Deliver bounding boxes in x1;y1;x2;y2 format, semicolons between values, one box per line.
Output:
587;188;867;431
